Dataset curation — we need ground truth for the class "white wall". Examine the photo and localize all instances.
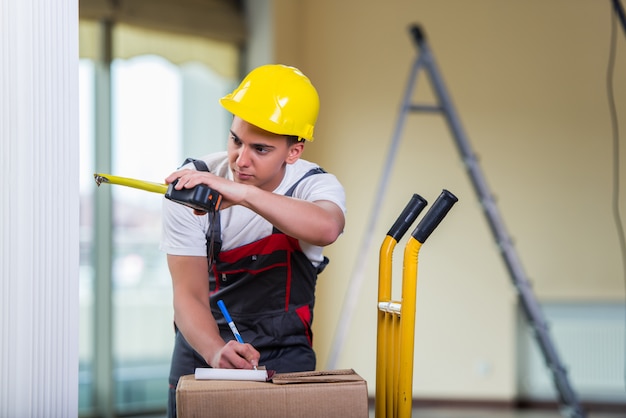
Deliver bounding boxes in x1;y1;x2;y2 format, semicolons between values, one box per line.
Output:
0;0;80;415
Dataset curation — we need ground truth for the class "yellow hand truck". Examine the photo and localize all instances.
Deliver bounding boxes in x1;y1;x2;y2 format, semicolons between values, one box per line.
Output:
375;190;458;418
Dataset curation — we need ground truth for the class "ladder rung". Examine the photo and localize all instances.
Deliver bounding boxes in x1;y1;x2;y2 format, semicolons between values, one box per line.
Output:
408;104;442;112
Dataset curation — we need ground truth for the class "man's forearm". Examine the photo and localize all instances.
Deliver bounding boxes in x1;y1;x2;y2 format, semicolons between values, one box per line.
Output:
173;297;226;367
241;186;344;246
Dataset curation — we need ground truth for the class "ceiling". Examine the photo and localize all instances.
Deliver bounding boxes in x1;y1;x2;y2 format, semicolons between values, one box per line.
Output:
79;0;246;44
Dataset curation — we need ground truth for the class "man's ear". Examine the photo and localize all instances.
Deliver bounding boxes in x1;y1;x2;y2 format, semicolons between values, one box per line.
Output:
286;141;305;164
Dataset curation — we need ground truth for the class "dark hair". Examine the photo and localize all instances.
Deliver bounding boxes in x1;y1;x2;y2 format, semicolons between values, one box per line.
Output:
286;135;304;145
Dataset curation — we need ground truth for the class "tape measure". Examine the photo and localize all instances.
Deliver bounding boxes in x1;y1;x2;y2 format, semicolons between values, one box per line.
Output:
94;173;222;213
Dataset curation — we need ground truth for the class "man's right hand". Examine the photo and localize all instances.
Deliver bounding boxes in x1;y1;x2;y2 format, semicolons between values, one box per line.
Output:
211;340;260;370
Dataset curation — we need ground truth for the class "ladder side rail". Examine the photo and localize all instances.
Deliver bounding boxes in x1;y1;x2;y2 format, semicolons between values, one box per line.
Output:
408;25;586;418
327;54;428;370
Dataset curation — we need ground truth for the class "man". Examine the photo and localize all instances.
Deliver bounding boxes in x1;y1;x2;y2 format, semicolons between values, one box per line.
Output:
160;64;346;417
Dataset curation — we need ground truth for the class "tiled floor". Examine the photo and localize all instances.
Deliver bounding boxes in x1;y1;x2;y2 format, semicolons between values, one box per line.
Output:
144;405;626;418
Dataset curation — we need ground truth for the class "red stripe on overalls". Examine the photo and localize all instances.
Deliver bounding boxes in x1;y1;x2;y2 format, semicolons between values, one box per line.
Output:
212;233;302;311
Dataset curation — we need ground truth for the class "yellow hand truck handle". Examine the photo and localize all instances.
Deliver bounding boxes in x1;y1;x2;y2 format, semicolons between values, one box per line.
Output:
376;190;457;418
376;194;428;418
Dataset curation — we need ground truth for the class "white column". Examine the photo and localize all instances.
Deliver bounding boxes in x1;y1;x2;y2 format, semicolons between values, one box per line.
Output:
0;0;79;417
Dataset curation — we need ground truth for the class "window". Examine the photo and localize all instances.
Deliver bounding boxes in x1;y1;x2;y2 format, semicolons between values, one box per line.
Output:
79;21;239;415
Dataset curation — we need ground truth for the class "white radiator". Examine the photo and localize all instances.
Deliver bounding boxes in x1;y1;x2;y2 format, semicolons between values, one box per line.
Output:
517;302;626;403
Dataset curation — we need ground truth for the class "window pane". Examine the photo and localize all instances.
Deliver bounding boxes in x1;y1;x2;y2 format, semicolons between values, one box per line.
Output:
80;52;237;416
111;55;180;414
110;55;236;414
79;58;95;414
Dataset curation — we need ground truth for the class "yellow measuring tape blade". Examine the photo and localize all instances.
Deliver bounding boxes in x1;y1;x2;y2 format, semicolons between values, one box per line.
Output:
93;173;168;195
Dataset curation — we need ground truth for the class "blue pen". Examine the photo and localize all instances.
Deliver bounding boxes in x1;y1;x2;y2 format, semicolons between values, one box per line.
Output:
217;299;244;344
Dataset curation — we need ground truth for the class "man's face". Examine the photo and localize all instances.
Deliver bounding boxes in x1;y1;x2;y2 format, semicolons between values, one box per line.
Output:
227;116;304;192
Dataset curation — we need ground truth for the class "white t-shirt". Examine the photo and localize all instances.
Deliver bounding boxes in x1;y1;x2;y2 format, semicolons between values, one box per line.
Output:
160;152;346;266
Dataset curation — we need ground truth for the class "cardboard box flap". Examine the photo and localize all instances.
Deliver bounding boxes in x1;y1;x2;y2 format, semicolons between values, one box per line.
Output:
271;368;363;384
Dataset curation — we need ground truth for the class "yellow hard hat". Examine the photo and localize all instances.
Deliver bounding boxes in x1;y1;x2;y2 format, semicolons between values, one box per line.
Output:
220;64;319;142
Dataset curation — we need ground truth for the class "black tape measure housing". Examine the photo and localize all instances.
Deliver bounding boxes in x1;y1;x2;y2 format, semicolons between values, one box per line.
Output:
165;180;222;213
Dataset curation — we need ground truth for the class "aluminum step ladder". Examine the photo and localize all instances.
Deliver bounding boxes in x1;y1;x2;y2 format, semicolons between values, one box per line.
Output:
390;24;587;418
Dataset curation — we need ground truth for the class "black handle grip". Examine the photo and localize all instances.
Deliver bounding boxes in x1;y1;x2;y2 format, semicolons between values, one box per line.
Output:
412;190;458;244
387;194;428;242
409;24;426;47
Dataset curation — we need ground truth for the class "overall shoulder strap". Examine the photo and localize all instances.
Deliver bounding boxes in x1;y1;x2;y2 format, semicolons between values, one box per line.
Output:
180;157;209;172
284;167;326;197
182;158;222;264
286;167;330;274
276;167;331;274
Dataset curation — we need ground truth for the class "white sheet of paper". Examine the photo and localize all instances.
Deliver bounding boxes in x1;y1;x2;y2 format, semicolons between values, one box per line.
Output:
194;368;268;381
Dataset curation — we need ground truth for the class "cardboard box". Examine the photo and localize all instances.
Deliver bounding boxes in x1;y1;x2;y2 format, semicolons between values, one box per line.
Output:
176;369;369;418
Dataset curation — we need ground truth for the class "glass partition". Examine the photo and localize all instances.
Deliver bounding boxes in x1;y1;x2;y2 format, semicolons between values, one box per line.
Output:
79;49;236;416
